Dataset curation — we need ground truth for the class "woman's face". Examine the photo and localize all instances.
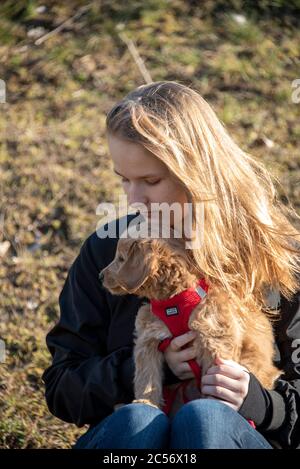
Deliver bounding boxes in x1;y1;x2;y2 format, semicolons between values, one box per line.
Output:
107;133;189;228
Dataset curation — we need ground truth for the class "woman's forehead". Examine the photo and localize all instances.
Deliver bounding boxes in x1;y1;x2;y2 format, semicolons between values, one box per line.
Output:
108;134;168;176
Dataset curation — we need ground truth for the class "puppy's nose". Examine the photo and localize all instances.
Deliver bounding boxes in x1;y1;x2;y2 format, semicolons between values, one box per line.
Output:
99;271;104;283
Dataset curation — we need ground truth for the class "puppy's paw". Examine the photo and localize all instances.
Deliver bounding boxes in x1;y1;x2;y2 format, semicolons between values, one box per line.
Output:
132;399;159;409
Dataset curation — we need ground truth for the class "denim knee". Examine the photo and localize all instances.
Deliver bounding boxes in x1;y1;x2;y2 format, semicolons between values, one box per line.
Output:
122;403;168;422
172;398;235;428
170;399;272;449
74;403;170;449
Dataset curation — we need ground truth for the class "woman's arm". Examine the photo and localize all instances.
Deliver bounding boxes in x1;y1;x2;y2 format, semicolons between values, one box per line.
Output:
42;213;179;427
42;218;139;428
164;287;300;448
238;289;300;448
200;289;300;448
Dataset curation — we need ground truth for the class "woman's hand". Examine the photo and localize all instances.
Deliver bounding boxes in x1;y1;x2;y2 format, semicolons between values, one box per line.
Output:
163;331;199;380
201;357;250;411
164;335;250;411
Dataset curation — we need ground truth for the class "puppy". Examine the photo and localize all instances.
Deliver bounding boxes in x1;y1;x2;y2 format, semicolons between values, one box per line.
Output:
99;234;282;417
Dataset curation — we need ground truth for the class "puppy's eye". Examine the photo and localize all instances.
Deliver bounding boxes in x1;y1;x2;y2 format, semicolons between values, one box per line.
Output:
117;255;125;262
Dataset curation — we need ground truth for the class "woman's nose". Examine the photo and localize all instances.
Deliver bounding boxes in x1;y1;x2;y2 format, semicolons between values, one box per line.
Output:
127;188;148;208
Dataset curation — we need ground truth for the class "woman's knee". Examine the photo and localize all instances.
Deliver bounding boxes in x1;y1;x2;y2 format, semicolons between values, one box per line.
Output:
172;398;235;429
116;402;169;427
170;399;268;449
73;403;170;449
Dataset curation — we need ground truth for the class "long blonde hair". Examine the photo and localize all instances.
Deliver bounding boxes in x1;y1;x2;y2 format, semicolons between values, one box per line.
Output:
106;80;300;314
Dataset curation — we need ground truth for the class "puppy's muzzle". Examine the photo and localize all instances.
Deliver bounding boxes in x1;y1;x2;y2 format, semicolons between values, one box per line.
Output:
98;271;104;283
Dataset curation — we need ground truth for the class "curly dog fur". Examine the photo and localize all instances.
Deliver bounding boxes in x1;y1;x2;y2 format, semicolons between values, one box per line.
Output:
100;234;282;415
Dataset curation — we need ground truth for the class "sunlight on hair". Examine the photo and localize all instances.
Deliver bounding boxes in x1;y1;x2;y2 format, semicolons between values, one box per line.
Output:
106;80;300;313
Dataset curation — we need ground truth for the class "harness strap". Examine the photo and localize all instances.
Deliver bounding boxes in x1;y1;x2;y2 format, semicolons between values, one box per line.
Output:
159;338;202;413
158;338;172;353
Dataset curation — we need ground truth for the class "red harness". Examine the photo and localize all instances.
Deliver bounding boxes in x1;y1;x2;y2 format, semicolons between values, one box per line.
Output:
150;278;256;429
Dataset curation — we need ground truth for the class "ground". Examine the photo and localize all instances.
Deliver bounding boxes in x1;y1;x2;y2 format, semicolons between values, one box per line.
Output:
0;0;299;448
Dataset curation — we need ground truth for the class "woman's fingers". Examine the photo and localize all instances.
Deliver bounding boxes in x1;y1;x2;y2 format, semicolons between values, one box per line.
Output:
178;359;202;379
201;373;243;393
169;331;197;351
177;345;197;362
165;352;197;379
201;384;238;403
206;364;246;380
164;331;198;379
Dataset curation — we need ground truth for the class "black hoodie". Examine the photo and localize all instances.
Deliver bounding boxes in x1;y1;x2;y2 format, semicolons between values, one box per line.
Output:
42;212;300;448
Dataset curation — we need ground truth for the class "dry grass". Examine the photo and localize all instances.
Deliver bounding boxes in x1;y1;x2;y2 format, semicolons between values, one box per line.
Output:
0;0;299;448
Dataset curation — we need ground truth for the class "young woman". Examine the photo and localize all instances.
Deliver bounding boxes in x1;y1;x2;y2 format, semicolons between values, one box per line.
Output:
42;81;300;449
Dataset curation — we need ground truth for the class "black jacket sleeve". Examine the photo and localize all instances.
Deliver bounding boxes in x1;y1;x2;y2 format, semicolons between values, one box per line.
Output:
42;230;133;427
42;214;178;428
238;288;300;448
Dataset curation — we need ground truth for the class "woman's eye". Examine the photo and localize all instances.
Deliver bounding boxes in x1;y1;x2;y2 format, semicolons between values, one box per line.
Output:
146;180;161;185
121;178;129;184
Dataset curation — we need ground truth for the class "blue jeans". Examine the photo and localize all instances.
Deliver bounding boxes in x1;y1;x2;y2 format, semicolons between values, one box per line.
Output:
73;399;273;449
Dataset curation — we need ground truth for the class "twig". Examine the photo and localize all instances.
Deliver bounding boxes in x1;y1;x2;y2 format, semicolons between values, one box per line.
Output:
118;32;152;84
35;3;92;46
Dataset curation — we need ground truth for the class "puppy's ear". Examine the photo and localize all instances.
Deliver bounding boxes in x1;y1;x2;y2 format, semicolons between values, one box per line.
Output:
117;240;155;293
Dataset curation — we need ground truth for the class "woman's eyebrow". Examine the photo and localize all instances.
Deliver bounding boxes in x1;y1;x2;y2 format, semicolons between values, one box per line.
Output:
113;169;159;179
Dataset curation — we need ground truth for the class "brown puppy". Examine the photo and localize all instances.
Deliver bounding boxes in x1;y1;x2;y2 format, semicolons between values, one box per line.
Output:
100;234;282;416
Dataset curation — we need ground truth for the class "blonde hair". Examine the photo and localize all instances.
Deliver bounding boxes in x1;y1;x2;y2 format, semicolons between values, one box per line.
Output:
106;80;300;313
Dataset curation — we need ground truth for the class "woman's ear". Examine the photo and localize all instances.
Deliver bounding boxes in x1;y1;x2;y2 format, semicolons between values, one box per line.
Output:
116;240;154;293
